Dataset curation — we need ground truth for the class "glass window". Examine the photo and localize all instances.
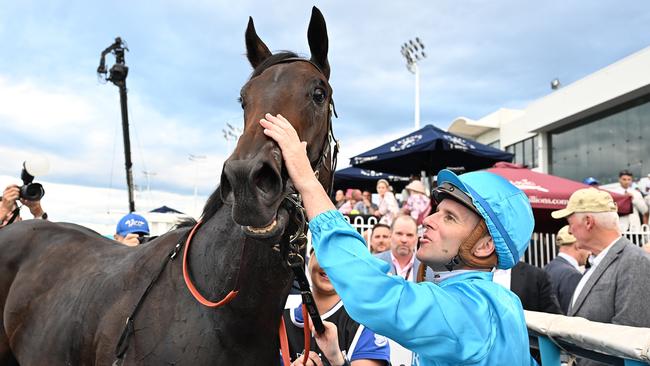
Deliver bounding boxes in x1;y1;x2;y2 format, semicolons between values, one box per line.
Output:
549;97;650;185
514;142;524;165
506;136;539;168
532;136;538;168
523;138;533;168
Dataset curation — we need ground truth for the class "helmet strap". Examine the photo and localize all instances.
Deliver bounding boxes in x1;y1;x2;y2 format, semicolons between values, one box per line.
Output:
443;220;497;271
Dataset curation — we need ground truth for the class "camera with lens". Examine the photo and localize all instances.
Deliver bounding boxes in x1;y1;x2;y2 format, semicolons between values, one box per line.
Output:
18;157;50;201
20;165;45;201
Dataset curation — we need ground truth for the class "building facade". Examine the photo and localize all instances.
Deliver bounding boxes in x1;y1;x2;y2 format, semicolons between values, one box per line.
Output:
448;46;650;185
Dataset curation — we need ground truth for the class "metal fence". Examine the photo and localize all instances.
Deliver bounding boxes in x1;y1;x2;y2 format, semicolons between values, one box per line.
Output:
526;224;650;268
341;216;650;269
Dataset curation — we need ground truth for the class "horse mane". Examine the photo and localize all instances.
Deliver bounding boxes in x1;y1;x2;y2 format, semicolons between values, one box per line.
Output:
250;51;300;78
199;186;224;223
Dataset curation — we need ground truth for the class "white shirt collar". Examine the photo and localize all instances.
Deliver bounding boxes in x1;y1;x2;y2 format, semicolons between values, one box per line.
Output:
557;252;580;270
591;236;620;268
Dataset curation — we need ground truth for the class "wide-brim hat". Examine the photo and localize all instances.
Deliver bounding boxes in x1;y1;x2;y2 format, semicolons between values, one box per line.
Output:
405;180;427;195
437;169;534;270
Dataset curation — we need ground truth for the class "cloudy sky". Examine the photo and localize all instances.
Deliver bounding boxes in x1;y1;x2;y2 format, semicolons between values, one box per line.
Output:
1;0;650;225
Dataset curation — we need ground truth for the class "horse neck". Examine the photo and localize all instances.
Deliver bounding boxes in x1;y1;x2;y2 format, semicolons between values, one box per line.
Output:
187;203;292;331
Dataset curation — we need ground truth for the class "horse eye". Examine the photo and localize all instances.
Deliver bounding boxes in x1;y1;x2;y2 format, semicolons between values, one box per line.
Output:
312;88;326;104
237;96;245;109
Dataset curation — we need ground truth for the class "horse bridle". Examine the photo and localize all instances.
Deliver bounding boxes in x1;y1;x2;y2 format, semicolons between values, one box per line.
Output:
113;57;338;366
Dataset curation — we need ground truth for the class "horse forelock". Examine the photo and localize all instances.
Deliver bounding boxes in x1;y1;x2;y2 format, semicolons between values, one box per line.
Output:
249;51;300;79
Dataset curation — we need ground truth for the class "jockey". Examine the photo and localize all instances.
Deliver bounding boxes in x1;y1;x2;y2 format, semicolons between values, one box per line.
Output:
260;113;536;366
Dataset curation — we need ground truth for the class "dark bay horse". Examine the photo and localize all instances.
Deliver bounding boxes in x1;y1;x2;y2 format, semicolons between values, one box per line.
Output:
0;7;335;365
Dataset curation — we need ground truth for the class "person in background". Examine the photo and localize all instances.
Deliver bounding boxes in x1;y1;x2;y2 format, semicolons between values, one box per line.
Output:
638;173;650;224
369;223;391;254
582;177;599;187
603;169;648;230
552;187;650;366
373;179;399;226
0;184;48;228
552;189;650;320
338;189;362;215
355;190;377;215
400;180;431;224
493;261;562;314
334;190;346;209
544;225;590;314
114;213;150;246
283;249;390;366
259;113;535;365
374;215;420;282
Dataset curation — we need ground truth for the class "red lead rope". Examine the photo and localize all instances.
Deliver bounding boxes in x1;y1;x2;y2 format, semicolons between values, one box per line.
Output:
182;220;240;307
183;221;312;365
280;304;312;366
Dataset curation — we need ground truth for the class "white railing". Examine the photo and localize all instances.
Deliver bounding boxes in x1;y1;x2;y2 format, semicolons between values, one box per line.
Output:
343;215;378;244
526;310;650;365
341;217;650;268
526;224;650;268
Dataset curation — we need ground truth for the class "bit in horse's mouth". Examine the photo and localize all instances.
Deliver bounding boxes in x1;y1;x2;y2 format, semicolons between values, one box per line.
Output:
241;206;289;240
246;219;278;234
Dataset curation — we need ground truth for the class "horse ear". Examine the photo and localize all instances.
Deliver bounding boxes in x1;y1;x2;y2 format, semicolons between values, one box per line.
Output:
307;6;330;79
245;16;272;69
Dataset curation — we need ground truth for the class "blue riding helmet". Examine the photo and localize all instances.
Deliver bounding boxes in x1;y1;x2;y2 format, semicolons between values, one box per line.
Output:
583;177;599;186
437;169;534;270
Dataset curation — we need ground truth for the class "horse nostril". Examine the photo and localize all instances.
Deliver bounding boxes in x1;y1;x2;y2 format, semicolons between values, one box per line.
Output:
220;166;234;204
253;162;281;197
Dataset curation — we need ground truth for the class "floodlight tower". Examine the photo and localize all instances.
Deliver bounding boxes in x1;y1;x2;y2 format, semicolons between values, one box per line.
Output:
401;37;427;130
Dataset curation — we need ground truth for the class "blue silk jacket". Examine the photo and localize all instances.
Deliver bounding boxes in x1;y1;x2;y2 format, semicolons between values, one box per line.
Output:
310;210;535;366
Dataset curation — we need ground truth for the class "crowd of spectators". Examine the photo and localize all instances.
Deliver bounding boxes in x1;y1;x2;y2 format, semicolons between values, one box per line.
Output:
329;168;650;364
335;177;431;227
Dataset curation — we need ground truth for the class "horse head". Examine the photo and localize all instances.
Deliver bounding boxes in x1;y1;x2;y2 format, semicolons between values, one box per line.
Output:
220;7;335;240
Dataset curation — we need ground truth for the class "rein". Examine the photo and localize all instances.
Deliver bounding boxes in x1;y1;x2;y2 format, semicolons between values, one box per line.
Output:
182;220;242;307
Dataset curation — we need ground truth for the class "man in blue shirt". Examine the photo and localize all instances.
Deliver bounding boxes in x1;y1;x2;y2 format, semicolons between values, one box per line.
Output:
261;114;536;366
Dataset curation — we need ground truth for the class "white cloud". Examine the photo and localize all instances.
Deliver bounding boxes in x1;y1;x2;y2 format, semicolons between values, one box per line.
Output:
0;175;208;236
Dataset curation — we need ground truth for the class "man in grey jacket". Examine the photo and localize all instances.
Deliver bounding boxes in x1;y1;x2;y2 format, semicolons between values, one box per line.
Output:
552;188;650;365
552;188;650;324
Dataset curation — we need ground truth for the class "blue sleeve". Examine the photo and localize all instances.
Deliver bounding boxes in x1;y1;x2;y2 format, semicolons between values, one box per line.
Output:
309;210;495;362
349;327;390;364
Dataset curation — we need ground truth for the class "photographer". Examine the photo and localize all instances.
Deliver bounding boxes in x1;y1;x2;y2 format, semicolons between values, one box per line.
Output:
114;213;150;246
0;184;48;228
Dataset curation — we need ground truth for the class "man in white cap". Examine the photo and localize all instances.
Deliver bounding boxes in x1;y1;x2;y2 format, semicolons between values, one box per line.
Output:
551;188;650;328
543;225;590;314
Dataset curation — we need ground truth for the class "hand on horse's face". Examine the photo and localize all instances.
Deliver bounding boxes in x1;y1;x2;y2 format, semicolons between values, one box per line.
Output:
260;113;320;193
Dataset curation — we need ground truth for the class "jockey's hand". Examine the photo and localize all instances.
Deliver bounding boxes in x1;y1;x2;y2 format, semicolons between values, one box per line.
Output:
260;113;335;220
259;113;318;193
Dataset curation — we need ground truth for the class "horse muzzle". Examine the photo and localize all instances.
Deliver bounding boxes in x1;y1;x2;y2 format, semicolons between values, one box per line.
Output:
220;151;288;239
